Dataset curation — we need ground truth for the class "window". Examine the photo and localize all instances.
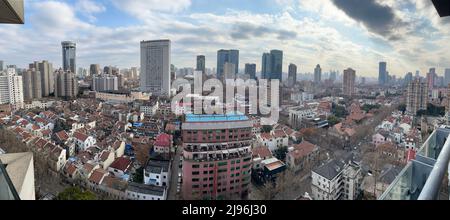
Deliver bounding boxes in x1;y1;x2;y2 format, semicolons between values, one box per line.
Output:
192;171;200;175
192;164;200;169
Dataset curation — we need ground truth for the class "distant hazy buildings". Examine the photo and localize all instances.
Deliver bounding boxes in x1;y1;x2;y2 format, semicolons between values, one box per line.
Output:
343;68;356;97
55;69;78;99
244;63;256;80
378;62;388;86
427;68;436;90
261;50;283;80
140;40;171;96
61;41;76;74
445;68;450;85
406;79;428;115
90;64;101;76
0;60;3;71
404;72;413;85
217;49;239;80
223;62;236;80
314;64;322;84
288;64;297;86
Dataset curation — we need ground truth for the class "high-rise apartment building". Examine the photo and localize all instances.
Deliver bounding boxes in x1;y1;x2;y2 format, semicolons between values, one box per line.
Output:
343;68;356;97
445;68;450;85
244;63;256;80
92;74;119;92
22;68;42;100
55;69;78;99
140;40;171;96
29;61;53;97
314;64;322;84
379;62;387;85
181;113;253;200
0;68;23;108
62;41;76;74
0;60;3;71
288;63;297;84
217;50;239;80
406;79;428;115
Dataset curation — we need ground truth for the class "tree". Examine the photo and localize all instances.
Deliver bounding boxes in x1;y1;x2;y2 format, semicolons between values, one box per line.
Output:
397;104;406;113
274;146;288;161
56;187;97;200
332;103;348;118
261;125;273;133
327;115;341;127
131;167;144;183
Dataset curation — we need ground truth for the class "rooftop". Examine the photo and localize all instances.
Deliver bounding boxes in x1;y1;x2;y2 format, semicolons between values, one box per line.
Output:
185;113;248;123
127;182;165;196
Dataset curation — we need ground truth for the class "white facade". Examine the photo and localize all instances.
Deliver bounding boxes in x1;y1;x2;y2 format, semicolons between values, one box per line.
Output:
140;40;171;97
139;102;159;116
126;183;167;200
0;68;24;108
289;106;316;129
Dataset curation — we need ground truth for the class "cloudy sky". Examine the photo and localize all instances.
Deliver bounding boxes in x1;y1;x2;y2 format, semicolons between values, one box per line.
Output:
1;0;449;77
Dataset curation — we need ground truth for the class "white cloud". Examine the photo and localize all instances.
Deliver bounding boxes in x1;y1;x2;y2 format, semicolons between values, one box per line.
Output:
76;0;106;22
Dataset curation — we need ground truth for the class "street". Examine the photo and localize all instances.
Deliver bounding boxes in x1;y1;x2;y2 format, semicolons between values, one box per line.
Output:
167;145;182;200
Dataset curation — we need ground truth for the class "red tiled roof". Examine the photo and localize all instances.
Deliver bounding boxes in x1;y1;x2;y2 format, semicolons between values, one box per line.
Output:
252;146;272;159
55;130;69;141
73;132;89;142
109;157;132;172
88;169;108;184
289;141;317;160
100;151;112;162
65;163;78;175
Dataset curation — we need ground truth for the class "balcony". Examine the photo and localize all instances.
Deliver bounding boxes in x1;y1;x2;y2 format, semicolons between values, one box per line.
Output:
0;161;20;200
379;126;450;200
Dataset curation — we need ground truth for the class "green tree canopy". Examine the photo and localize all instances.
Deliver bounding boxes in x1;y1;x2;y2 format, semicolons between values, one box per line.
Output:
56;187;97;200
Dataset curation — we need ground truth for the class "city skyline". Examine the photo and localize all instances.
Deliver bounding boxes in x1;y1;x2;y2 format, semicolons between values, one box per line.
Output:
0;0;450;77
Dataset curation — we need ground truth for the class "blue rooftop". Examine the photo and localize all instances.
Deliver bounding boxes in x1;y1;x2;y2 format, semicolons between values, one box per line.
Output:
185;113;248;122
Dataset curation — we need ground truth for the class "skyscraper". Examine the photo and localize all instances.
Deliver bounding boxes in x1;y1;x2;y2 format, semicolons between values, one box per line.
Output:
314;64;322;84
270;50;283;81
244;63;256;80
196;55;206;74
406;79;428;115
261;53;272;79
140;40;171;96
405;72;413;85
29;61;53;97
62;41;76;73
217;50;239;80
343;68;356;97
181;113;252;200
427;71;435;90
93;74;119;92
330;71;337;82
55;69;78;99
90;64;101;76
0;60;3;71
288;63;297;85
261;50;283;80
379;62;387;85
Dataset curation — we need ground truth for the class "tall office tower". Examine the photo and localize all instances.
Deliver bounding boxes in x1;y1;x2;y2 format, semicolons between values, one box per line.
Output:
90;64;101;76
92;74;119;92
0;60;3;71
415;70;420;79
427;71;435;90
288;63;297;84
378;62;387;85
445;69;450;85
330;71;337;81
244;63;256;80
181;113;253;200
406;79;428;115
61;41;76;73
140;40;171;96
261;53;272;79
270;50;283;81
217;49;239;80
314;64;322;84
196;55;206;74
223;62;236;80
0;68;23;108
343;68;356;97
55;69;78;99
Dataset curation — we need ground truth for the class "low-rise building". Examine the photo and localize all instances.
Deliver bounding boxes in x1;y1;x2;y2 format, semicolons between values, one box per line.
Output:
126;182;167;200
286;141;319;172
